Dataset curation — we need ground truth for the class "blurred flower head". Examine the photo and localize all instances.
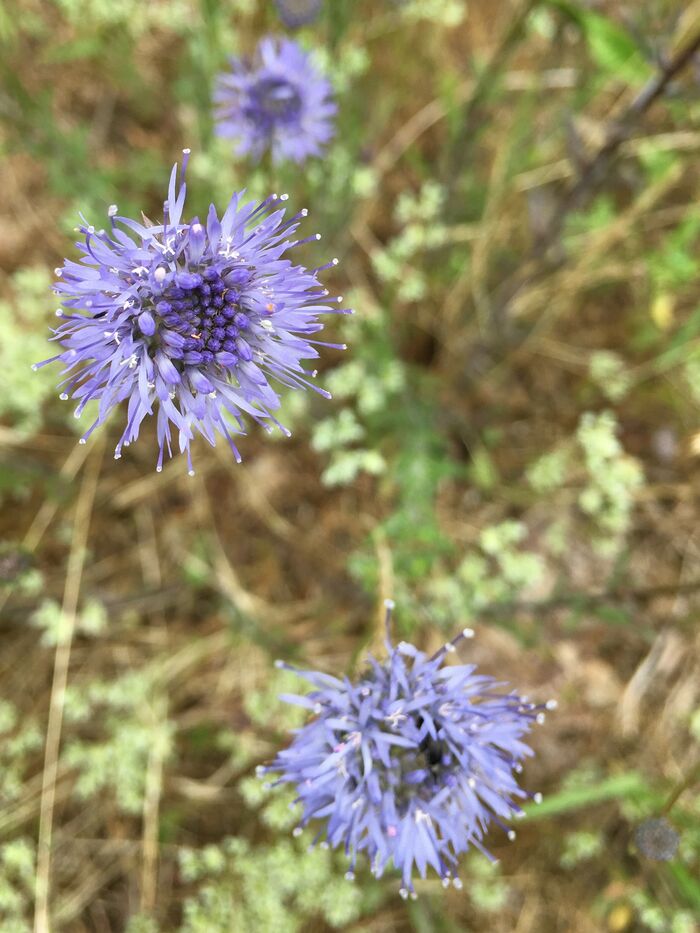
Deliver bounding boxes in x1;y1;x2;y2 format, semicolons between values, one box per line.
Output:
275;0;323;28
215;38;335;165
37;151;349;472
634;818;680;861
264;620;550;895
0;545;32;585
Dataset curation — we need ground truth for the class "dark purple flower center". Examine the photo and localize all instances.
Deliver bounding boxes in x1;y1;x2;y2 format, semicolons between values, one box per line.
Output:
252;77;303;125
146;267;253;367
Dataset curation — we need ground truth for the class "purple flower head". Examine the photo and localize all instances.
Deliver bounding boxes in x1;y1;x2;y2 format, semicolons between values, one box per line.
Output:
275;0;323;29
264;609;553;895
36;150;349;473
214;38;335;165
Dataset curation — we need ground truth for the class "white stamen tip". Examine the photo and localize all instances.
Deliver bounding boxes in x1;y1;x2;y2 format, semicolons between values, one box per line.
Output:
55;309;63;317
274;659;285;669
292;827;303;837
508;830;516;841
182;148;191;154
280;193;289;201
31;364;39;372
345;871;354;881
108;204;118;217
332;257;339;265
445;642;456;653
384;598;395;609
536;712;546;724
546;699;558;710
78;438;86;445
315;233;322;240
301;208;308;216
59;393;69;401
453;878;463;890
534;793;543;804
462;627;475;638
399;888;409;900
187;470;195;477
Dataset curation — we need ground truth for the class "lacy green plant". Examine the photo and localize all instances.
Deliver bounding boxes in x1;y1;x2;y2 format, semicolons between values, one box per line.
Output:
528;410;644;558
178;836;370;933
63;671;173;814
0;268;57;438
427;520;546;627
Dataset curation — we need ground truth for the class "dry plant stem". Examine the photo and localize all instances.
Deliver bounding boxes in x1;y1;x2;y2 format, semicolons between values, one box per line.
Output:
541;32;700;256
444;0;540;212
660;761;700;817
478;577;700;620
140;700;167;915
34;438;104;933
484;33;700;339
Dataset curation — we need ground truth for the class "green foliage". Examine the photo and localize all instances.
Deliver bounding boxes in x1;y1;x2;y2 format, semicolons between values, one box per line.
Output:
178;836;368;933
427;521;546;626
0;838;35;930
0;702;42;806
64;672;173;814
0;268;57;437
30;597;107;646
560;830;604;868
547;1;653;84
528;410;644;558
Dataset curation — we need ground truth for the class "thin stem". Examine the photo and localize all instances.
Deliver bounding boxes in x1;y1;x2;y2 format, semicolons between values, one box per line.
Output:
140;699;167;915
486;31;700;335
444;0;540;212
475;577;700;620
34;438;104;933
540;31;700;257
661;760;700;817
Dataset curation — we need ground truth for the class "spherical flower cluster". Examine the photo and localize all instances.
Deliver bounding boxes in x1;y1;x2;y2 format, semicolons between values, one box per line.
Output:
264;616;552;895
275;0;323;29
214;38;335;165
36;151;349;472
634;818;680;861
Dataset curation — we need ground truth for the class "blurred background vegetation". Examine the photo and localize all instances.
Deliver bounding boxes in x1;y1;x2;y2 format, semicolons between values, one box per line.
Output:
1;0;700;930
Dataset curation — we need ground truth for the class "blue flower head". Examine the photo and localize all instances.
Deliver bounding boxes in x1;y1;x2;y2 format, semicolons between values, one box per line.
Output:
36;151;349;472
215;38;335;165
275;0;323;28
264;608;553;896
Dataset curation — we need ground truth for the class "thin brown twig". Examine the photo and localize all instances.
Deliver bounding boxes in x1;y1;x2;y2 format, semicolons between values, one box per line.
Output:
661;760;700;817
484;31;700;338
140;698;167;916
34;437;105;933
540;31;700;256
476;577;700;620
